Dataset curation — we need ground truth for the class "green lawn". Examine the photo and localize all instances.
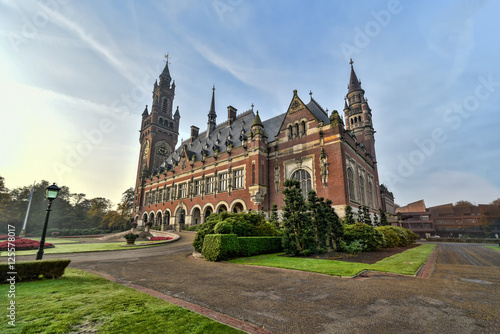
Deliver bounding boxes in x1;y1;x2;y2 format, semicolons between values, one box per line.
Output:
0;241;166;257
0;269;242;334
230;244;436;277
485;245;500;251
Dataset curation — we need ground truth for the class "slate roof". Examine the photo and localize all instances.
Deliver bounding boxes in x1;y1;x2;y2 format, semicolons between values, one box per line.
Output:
155;94;331;173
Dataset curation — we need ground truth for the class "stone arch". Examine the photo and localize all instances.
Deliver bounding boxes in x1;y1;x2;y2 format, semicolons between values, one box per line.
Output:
216;201;229;214
230;200;246;213
163;209;171;228
173;203;188;231
155;211;162;227
142;212;148;225
190;205;202;225
149;212;155;224
203;203;214;221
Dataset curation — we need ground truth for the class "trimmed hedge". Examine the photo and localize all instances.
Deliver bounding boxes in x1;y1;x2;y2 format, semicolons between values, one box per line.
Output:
343;223;385;251
376;226;419;248
238;237;283;257
0;259;71;283
202;234;239;261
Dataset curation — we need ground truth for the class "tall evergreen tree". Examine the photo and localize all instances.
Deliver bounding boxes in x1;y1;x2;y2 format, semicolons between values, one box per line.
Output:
325;199;343;250
362;205;372;225
307;191;329;253
379;208;389;226
269;204;280;230
282;179;315;256
344;205;355;225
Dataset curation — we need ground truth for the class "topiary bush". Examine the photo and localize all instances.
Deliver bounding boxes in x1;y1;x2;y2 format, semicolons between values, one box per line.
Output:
214;221;234;234
0;259;71;282
202;234;239;261
339;239;365;254
238;237;283;257
193;212;279;252
343;222;385;251
376;226;400;248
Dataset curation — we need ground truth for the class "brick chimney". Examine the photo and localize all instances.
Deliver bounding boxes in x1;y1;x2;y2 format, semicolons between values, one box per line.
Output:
190;125;199;142
227;106;237;126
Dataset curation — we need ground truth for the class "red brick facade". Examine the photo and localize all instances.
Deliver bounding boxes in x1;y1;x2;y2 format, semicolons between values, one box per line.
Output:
133;61;382;230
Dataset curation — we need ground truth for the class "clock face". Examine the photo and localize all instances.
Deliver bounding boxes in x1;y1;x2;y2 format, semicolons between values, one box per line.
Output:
158;145;168;156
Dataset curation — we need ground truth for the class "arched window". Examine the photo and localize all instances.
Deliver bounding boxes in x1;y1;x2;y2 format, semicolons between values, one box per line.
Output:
368;181;373;208
347;167;355;201
291;169;312;198
301;121;306;136
359;175;365;205
295;123;299;137
288;125;293;139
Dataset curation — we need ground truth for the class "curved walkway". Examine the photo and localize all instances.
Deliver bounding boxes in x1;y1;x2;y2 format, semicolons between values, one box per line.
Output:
23;235;500;333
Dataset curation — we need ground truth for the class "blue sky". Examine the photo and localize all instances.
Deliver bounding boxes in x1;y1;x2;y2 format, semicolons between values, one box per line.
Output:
1;0;499;208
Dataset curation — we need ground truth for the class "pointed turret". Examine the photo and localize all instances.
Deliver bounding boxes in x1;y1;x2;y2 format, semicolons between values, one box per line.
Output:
174;106;180;118
207;85;217;137
142;105;149;117
348;59;363;94
159;61;172;86
251;111;267;138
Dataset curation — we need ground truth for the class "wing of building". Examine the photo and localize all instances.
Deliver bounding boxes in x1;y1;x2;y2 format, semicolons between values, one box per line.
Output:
132;60;387;230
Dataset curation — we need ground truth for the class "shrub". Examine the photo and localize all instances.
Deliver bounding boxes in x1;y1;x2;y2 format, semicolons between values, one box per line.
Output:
183;225;201;232
0;259;71;282
123;233;139;241
202;234;239;261
193;212;279;252
214;221;233;234
342;240;365;254
238;237;283;257
343;223;385;251
404;228;419;244
0;238;54;251
376;226;400;248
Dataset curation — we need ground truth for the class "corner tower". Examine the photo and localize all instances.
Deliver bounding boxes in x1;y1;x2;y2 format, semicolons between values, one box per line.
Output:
343;59;376;159
136;59;180;181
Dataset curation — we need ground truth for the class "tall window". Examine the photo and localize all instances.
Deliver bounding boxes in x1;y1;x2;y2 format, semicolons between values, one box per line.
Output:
359;176;365;205
291;169;312;198
194;179;202;196
252;163;255;185
165;187;171;201
219;172;228;192
233;169;244;189
347;167;356;201
367;181;373;208
178;183;187;198
206;176;215;194
159;189;164;203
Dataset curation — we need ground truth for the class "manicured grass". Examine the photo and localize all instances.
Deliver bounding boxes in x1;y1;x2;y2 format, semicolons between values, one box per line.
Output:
0;241;166;257
43;238;81;244
230;253;367;277
368;244;436;275
230;244;436;277
485;245;500;251
0;269;242;334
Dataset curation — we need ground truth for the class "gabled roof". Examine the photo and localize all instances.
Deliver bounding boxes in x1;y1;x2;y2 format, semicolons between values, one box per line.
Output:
306;98;330;124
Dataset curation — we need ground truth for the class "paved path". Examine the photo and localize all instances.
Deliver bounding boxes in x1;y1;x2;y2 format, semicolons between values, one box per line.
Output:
17;236;500;333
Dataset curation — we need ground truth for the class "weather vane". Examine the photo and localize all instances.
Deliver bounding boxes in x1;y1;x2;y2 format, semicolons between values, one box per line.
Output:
164;53;172;64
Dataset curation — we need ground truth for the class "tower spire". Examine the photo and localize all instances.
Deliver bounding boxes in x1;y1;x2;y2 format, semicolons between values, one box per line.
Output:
348;58;363;94
207;85;217;137
159;54;172;85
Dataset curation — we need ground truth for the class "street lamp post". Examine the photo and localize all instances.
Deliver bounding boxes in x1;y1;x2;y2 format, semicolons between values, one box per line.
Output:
36;183;61;260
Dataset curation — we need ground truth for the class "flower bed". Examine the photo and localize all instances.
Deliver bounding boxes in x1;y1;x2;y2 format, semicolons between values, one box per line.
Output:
150;237;173;241
0;238;54;251
0;235;21;240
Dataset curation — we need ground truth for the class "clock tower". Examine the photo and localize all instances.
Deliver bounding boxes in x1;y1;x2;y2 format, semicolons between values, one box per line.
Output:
134;59;180;213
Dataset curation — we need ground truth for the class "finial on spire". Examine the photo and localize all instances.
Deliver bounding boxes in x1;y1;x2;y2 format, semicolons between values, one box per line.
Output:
164;53;171;64
251;103;254;111
349;58;354;67
309;90;313;99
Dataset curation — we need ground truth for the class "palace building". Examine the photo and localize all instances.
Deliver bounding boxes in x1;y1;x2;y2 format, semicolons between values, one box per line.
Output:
132;60;383;230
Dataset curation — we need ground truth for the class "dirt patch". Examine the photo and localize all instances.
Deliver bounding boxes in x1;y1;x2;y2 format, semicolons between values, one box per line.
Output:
304;244;420;264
